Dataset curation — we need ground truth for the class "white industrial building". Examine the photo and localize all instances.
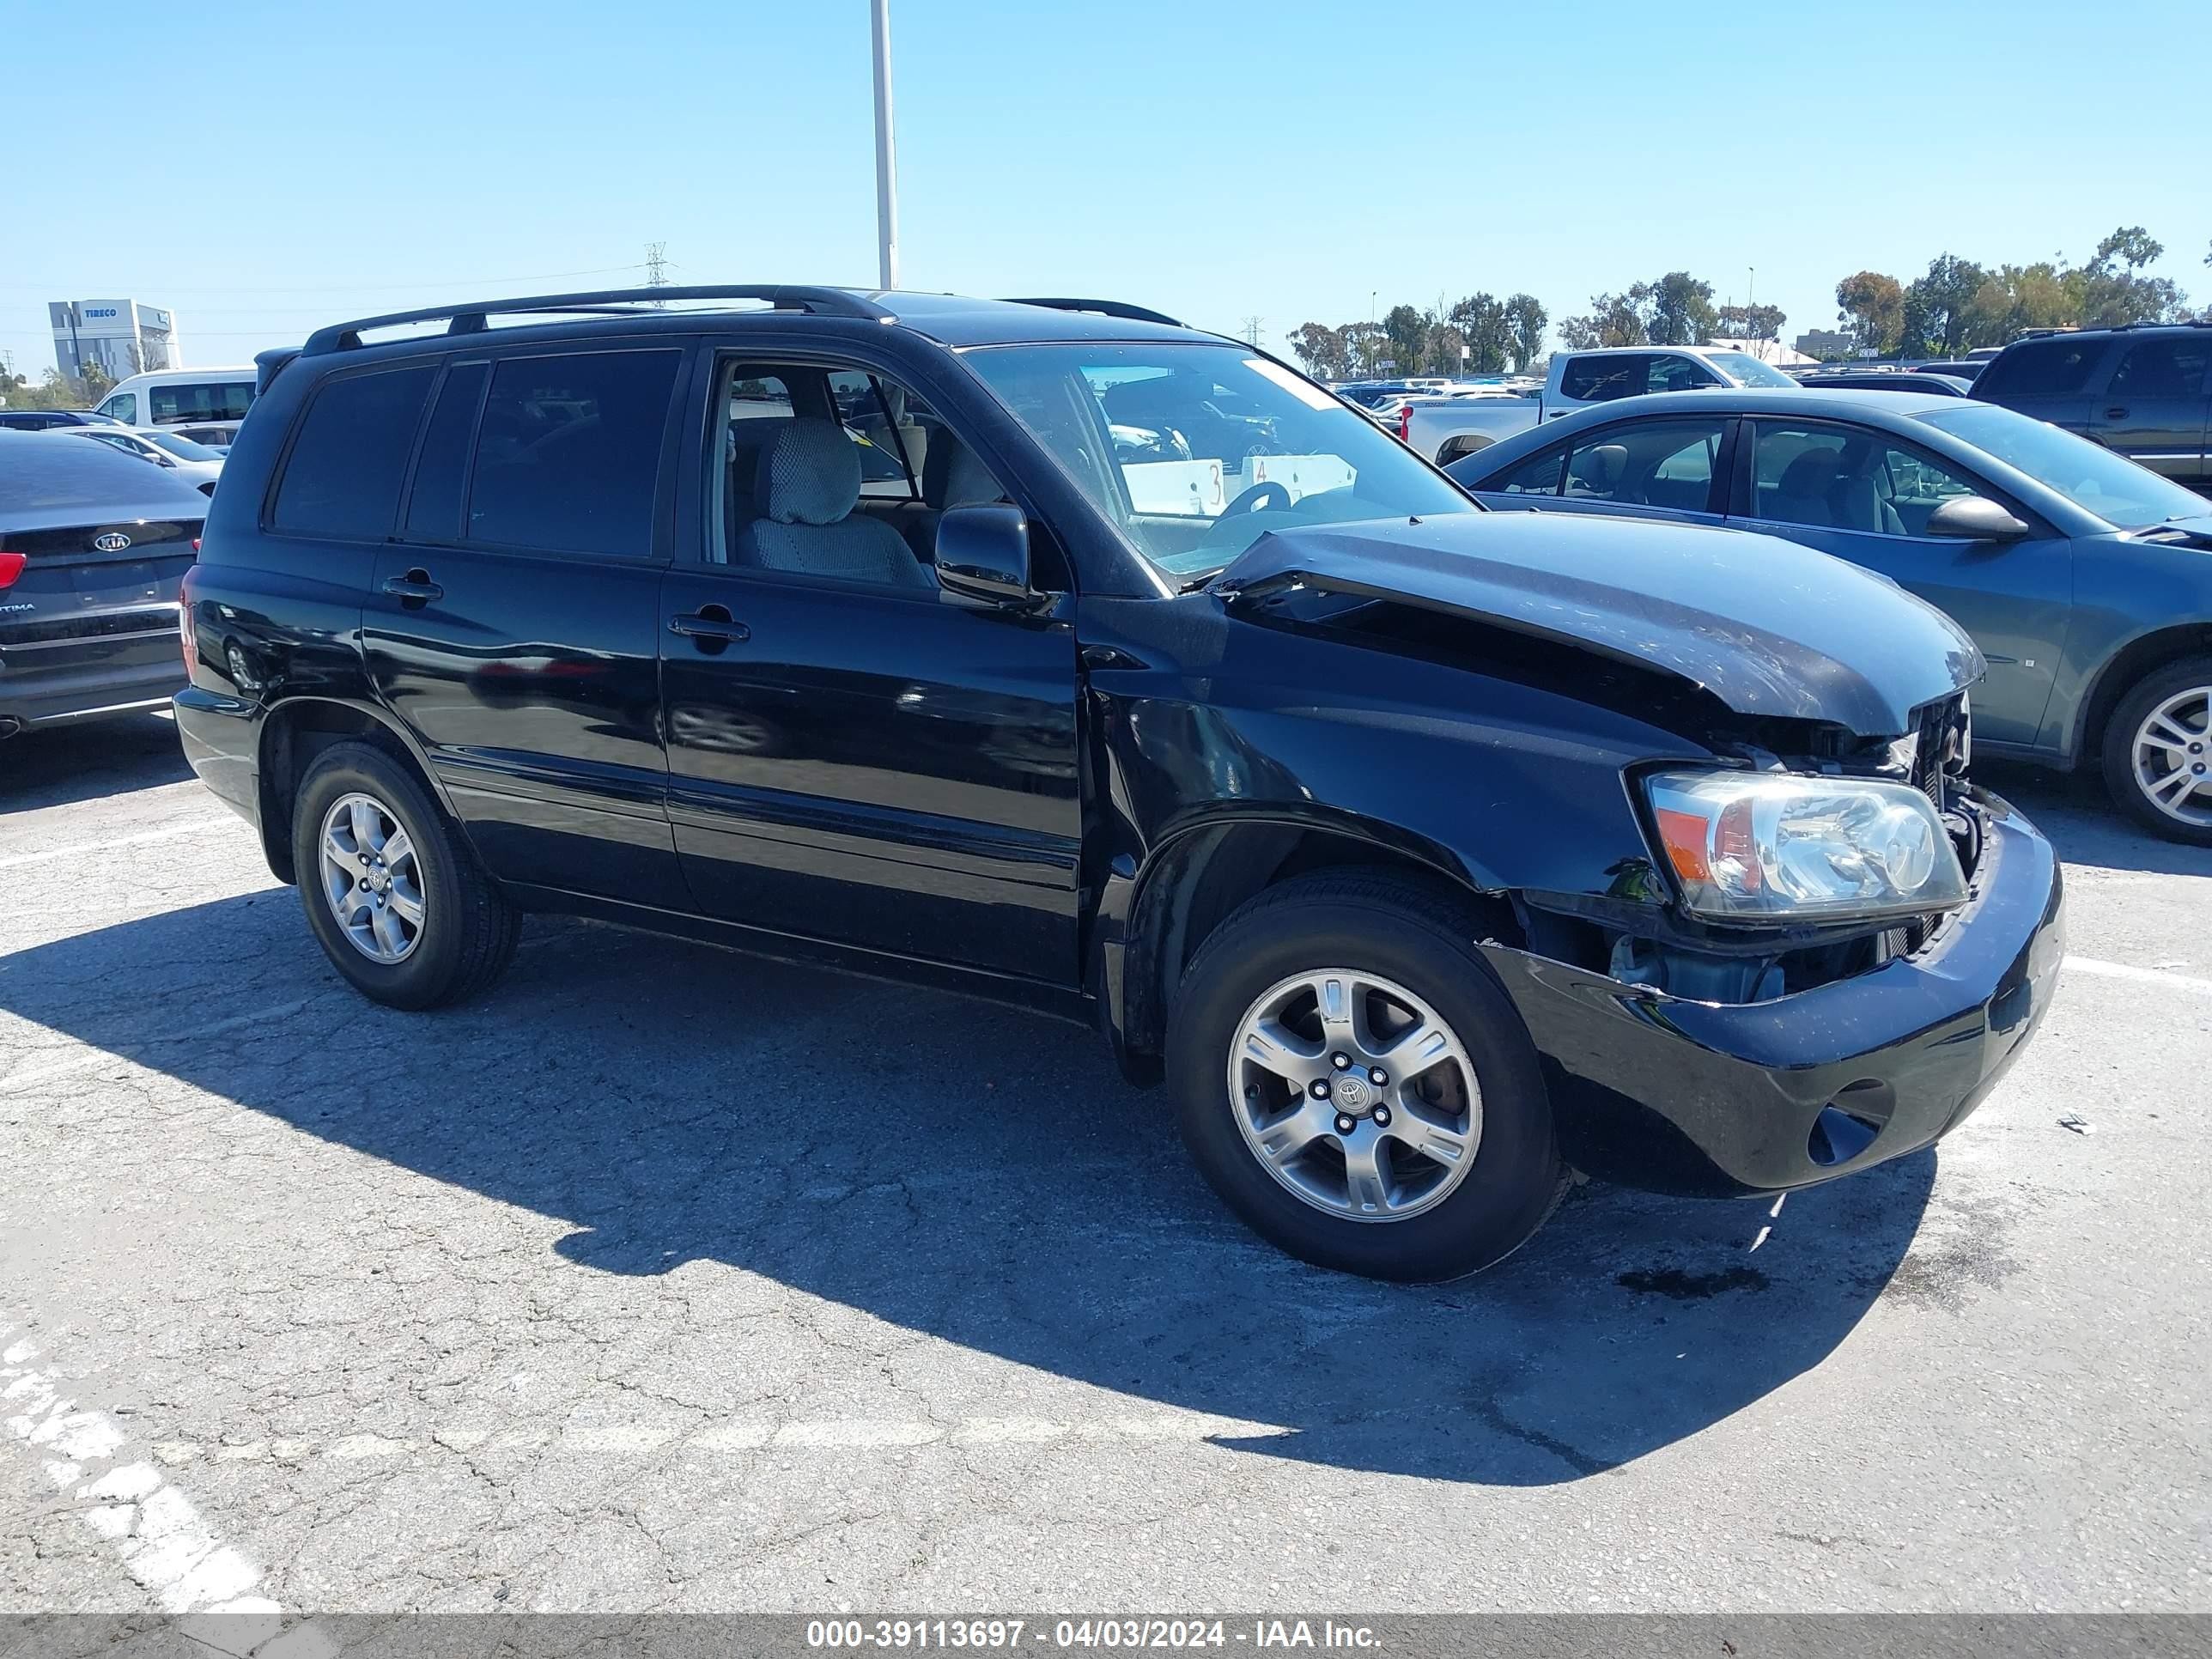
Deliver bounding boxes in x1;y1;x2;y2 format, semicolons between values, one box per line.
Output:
48;299;180;379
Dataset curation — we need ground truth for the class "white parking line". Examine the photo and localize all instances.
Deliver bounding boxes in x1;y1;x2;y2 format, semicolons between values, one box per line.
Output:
148;1411;1294;1467
2064;956;2212;998
2;1321;331;1651
0;816;235;872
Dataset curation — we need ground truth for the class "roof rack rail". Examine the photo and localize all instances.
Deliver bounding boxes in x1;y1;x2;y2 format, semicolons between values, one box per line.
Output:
301;285;895;355
1002;296;1185;328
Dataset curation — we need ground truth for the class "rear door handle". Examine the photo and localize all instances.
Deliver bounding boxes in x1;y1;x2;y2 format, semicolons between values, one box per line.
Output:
2106;406;2129;419
381;569;442;603
669;605;749;643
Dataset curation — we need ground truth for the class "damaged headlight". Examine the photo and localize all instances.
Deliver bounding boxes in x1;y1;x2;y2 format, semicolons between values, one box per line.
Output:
1644;769;1967;923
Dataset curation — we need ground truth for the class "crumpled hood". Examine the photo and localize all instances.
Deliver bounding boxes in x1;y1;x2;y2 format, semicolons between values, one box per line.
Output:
1215;512;1984;737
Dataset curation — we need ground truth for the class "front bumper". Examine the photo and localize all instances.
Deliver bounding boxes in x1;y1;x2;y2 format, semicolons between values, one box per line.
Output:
1482;786;2064;1195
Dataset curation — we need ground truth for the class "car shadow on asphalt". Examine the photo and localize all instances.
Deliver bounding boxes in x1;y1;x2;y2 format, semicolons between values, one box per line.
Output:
0;714;193;814
0;889;1941;1487
1975;759;2212;879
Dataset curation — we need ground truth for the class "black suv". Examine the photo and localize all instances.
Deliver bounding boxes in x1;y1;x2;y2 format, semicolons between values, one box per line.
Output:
1973;324;2211;490
175;284;2063;1281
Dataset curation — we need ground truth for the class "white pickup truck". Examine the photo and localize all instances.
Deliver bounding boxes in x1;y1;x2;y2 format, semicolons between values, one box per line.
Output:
1401;344;1802;465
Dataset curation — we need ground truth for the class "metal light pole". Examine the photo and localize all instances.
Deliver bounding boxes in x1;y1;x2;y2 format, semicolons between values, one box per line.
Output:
871;0;900;291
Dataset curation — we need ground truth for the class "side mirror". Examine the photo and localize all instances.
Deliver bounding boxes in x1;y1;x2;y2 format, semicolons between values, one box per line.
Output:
1926;495;2031;541
934;503;1039;607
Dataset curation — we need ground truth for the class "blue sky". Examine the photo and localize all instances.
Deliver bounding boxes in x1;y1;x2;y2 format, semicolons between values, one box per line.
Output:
3;0;2205;378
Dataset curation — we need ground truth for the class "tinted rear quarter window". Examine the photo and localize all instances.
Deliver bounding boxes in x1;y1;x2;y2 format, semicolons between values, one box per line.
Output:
1559;356;1644;402
1977;338;2105;399
271;366;436;539
2108;336;2212;400
467;349;681;557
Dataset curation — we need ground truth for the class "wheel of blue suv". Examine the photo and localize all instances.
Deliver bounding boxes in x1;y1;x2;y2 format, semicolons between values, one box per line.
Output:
2104;656;2212;846
1165;871;1565;1282
290;741;521;1009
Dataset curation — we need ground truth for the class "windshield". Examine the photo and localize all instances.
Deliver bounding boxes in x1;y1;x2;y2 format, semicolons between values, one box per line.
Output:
1917;403;2207;528
1706;351;1799;388
963;343;1474;582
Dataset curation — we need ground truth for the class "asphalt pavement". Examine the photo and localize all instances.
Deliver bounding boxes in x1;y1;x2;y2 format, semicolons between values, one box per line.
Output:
2;714;2206;1618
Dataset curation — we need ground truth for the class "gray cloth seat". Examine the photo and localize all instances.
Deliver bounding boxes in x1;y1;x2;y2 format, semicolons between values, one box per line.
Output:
1772;450;1840;527
1566;442;1629;498
732;418;932;589
1827;471;1905;535
902;436;1006;561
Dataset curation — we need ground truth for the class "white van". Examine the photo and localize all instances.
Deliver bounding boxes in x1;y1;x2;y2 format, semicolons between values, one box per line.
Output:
95;366;258;444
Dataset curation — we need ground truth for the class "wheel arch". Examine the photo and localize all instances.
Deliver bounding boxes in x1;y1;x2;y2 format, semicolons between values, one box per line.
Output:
1110;810;1520;1081
255;696;459;885
2071;623;2212;771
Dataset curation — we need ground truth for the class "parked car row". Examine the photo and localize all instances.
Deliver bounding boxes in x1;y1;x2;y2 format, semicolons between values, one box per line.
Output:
1446;386;2212;842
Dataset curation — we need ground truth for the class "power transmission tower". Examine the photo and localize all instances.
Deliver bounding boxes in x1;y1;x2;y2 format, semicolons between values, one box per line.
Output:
645;241;668;305
1242;315;1263;347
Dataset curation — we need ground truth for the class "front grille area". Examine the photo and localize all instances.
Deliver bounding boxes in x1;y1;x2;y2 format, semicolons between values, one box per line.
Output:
1911;692;1969;811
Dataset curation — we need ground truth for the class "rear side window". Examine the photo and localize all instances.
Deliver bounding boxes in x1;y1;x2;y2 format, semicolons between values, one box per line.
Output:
1559;356;1645;403
149;380;254;423
403;362;489;541
466;349;681;557
2107;336;2211;401
1977;338;2104;399
271;366;435;540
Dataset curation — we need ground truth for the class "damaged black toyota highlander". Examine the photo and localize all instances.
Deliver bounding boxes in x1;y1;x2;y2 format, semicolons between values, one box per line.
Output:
173;288;2063;1282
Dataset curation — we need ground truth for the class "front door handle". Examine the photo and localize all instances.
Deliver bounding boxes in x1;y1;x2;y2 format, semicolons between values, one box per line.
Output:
669;605;750;644
381;568;442;603
2106;406;2130;419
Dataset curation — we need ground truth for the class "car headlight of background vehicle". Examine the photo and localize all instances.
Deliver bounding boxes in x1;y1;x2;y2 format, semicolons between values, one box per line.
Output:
1644;770;1966;922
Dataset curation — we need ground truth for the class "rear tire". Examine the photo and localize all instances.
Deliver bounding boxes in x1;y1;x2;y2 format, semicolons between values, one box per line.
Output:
1165;871;1565;1281
291;741;520;1009
2101;656;2212;846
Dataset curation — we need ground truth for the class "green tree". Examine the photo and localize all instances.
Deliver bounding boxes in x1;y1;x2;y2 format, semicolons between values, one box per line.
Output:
1901;254;1989;355
1834;270;1904;356
2070;227;2184;327
1716;302;1785;343
1284;322;1350;380
1381;304;1430;378
1340;320;1387;378
1632;271;1718;345
1559;291;1643;349
1423;325;1468;377
1448;293;1511;373
1503;294;1547;370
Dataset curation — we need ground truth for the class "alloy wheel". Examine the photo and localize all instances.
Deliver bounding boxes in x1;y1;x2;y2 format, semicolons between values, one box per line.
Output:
318;791;426;963
2130;686;2212;830
1227;969;1482;1222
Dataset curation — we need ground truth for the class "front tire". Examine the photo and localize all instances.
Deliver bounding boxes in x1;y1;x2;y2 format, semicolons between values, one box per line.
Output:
291;741;520;1009
2102;657;2212;845
1165;872;1564;1281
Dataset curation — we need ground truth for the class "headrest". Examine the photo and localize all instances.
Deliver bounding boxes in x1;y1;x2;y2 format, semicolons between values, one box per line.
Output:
923;438;1004;511
755;418;860;526
1778;449;1839;496
1571;443;1628;489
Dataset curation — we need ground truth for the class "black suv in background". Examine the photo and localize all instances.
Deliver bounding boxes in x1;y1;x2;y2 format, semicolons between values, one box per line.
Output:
174;285;2063;1282
1973;324;2212;489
